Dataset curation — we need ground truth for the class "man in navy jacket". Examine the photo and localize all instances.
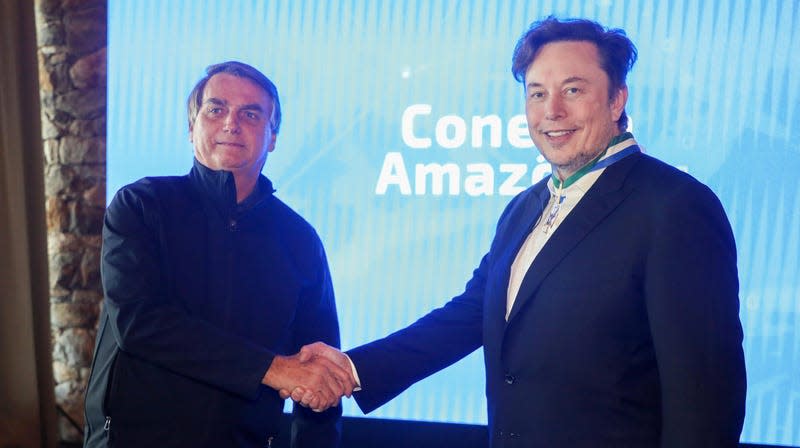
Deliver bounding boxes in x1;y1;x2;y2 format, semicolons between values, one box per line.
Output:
291;17;747;447
84;61;354;447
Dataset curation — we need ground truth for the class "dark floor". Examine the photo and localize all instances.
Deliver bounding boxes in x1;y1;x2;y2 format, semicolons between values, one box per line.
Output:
56;416;794;448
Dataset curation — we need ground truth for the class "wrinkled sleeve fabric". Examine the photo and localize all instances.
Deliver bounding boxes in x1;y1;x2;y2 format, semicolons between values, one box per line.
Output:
101;184;273;400
645;179;746;447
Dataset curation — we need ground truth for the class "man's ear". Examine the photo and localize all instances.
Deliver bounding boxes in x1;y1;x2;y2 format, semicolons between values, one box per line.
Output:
611;86;628;122
267;132;277;153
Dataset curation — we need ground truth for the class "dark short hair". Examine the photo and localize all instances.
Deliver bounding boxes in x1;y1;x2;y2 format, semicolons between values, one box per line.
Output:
511;17;637;132
187;61;282;133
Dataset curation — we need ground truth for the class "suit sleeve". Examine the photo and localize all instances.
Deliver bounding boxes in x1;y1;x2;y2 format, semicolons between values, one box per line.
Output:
347;254;487;413
645;180;746;447
345;189;531;414
101;185;274;400
288;241;343;447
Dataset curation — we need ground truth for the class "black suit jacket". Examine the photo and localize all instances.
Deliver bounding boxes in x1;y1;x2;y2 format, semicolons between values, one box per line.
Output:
349;151;746;447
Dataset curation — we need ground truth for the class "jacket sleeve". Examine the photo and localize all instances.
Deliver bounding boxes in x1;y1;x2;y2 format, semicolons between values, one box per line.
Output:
101;184;274;400
645;179;746;447
347;254;486;414
288;239;343;447
345;189;531;414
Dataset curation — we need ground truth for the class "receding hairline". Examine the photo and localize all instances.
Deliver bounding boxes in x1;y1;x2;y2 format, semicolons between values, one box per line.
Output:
187;61;282;133
190;72;278;130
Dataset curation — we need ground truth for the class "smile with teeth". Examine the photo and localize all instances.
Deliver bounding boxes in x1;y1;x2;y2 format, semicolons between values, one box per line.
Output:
543;130;574;137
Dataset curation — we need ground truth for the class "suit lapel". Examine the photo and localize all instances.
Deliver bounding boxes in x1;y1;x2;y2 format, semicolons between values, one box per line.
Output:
505;152;641;325
504;185;552;270
485;182;551;338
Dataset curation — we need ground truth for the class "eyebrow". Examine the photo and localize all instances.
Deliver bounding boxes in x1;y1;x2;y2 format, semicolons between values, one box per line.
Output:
204;98;226;106
203;97;266;112
526;76;590;90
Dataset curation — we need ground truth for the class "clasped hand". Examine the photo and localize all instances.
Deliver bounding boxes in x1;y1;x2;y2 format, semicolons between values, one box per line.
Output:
263;342;355;412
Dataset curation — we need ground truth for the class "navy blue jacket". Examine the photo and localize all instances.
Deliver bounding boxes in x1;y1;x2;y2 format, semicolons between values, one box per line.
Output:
349;151;746;447
84;159;342;447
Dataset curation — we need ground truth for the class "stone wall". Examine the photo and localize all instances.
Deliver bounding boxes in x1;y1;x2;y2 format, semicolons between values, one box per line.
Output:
35;0;107;443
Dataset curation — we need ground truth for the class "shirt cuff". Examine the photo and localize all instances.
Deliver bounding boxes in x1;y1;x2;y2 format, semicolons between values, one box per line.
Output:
344;353;362;392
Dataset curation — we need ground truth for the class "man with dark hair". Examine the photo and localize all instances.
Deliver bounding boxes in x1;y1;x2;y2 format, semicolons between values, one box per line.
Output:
83;61;354;447
510;17;637;133
293;17;747;447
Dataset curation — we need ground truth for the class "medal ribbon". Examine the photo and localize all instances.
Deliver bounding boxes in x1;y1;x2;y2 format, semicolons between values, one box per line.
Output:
543;144;641;233
552;144;641;189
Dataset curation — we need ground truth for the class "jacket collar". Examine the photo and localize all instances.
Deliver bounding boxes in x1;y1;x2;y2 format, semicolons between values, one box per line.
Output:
504;150;643;325
189;158;275;214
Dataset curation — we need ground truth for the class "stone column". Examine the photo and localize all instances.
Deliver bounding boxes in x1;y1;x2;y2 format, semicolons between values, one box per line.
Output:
35;0;107;443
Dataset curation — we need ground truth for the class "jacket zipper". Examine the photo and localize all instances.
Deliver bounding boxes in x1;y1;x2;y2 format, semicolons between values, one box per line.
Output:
104;416;111;431
224;213;237;346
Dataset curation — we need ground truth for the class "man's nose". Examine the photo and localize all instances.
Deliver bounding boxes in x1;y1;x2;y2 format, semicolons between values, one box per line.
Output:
544;96;566;120
223;113;241;134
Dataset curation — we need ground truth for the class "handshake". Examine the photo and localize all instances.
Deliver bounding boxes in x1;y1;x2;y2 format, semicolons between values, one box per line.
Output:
262;342;357;412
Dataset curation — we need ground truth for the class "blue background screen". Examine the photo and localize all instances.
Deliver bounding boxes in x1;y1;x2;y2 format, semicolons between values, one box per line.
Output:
109;1;800;445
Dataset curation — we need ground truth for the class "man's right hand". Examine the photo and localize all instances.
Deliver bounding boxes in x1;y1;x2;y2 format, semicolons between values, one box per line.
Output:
262;349;355;412
278;342;360;410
